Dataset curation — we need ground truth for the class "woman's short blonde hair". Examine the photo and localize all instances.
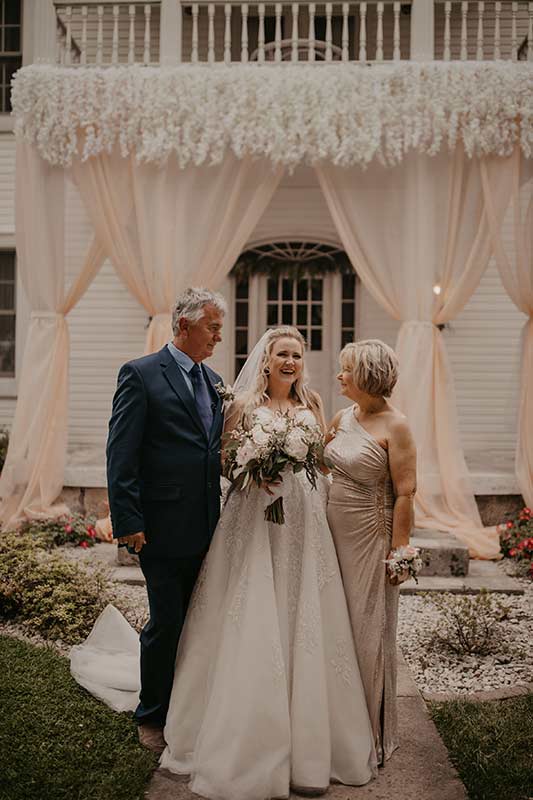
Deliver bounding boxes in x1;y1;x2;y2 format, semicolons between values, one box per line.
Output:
340;339;399;398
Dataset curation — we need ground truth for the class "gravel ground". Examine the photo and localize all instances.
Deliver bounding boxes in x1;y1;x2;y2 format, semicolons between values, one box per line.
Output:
2;544;532;696
398;562;533;695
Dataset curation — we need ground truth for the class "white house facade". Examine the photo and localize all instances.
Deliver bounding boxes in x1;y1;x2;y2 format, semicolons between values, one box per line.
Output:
0;0;531;503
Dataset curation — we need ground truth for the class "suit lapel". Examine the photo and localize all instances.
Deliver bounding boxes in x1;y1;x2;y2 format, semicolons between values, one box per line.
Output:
160;348;207;439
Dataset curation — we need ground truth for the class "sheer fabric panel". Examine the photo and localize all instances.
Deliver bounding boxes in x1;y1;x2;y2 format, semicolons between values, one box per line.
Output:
0;143;105;527
317;149;511;558
482;149;533;507
72;154;283;353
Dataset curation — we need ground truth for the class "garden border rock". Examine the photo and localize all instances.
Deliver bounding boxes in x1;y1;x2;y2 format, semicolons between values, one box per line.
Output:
422;683;533;703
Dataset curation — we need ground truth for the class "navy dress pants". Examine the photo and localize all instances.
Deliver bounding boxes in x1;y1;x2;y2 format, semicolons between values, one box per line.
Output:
134;550;205;727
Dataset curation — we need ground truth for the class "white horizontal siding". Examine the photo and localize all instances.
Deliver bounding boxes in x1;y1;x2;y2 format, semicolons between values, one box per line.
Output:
0;134;15;234
64;178;146;457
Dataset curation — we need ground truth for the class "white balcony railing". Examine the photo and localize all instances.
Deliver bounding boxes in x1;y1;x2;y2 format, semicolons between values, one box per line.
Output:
434;1;533;61
52;0;533;65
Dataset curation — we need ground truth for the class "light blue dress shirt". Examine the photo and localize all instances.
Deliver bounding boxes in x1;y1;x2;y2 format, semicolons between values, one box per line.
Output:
167;341;196;397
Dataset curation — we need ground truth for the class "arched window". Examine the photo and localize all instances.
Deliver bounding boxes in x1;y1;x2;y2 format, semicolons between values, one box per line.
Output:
232;242;357;381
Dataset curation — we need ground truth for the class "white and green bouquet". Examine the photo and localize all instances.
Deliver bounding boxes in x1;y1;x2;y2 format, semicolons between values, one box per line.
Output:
384;545;423;585
223;407;324;525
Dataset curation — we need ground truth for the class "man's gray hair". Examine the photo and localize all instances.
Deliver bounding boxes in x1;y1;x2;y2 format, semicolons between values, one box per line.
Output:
172;287;227;336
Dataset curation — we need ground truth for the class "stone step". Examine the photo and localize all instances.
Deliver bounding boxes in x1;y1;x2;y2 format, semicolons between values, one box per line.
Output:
111;566;145;586
411;528;470;578
400;560;524;595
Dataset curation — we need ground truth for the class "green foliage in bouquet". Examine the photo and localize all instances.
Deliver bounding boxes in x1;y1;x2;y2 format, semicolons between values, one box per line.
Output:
0;531;116;644
423;589;510;656
20;512;99;549
499;506;533;580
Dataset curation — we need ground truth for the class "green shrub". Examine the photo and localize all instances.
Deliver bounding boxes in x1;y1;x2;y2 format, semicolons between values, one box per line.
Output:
423;589;510;656
0;531;117;644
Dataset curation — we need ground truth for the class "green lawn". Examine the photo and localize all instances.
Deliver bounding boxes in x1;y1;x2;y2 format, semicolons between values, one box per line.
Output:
429;695;533;800
0;635;158;800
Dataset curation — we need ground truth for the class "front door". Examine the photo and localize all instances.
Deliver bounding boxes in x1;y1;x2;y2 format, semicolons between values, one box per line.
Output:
231;245;358;420
258;272;334;413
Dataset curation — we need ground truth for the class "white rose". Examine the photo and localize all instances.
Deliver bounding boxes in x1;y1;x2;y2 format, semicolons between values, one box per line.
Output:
284;430;309;461
294;409;316;427
236;440;257;467
253;407;275;432
272;416;289;434
251;425;270;446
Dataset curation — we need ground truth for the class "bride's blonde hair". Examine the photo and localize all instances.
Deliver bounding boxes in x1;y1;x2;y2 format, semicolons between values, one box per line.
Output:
239;326;320;426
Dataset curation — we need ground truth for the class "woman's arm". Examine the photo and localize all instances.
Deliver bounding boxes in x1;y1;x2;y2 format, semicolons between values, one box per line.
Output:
388;417;417;550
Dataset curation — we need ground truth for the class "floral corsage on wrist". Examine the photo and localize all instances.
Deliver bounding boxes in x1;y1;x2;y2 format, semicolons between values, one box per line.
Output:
384;545;423;585
214;382;236;404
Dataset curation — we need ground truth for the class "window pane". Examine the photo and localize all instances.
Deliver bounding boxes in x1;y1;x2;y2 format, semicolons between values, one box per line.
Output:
342;302;354;328
4;27;20;52
5;2;21;25
282;304;292;325
267;278;278;301
282;279;293;301
0;252;14;280
235;357;247;379
341;330;353;347
311;279;323;301
235;278;249;299
342;274;356;299
267;305;278;326
311;330;322;351
235;302;248;327
296;305;307;325
311;305;322;326
0;57;21;112
297;279;308;301
0;340;14;375
235;330;248;354
298;329;307;344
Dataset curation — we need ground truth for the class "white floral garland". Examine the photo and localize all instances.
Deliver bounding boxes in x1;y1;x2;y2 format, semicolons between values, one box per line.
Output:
11;62;533;168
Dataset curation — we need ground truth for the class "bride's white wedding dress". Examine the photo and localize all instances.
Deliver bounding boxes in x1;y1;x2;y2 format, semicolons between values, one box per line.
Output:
160;406;377;799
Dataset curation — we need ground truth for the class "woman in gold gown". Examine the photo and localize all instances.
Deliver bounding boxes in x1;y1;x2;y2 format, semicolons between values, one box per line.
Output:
324;340;417;765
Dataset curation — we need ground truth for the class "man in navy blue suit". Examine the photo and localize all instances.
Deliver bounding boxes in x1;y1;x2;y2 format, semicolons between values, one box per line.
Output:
107;287;227;753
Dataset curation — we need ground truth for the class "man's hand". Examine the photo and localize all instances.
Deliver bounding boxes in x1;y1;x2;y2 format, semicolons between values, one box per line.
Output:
118;531;147;553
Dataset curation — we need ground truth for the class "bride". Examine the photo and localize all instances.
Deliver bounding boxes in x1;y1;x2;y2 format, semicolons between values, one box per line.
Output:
159;326;377;799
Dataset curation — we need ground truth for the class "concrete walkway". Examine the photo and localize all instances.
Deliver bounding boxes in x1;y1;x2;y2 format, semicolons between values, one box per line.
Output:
147;654;467;800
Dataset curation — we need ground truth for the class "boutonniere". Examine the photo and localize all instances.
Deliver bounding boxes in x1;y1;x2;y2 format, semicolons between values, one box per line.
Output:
214;382;236;404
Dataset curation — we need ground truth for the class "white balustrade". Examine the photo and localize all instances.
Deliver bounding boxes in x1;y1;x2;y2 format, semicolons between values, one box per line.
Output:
54;1;160;65
52;1;533;66
435;0;533;61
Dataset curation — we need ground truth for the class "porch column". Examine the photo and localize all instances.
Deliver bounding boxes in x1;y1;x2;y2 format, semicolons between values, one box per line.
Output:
23;0;57;65
410;0;434;60
160;0;182;64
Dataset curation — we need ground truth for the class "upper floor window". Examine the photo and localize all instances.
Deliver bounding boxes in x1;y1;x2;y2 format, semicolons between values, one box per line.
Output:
0;250;16;376
0;0;22;113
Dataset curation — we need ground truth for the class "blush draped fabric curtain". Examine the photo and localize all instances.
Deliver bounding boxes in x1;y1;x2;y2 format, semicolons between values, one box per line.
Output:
481;149;533;508
71;154;283;354
317;148;512;559
0;142;105;528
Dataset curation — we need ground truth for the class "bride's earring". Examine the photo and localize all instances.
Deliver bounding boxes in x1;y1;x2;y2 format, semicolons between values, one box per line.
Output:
264;367;270;375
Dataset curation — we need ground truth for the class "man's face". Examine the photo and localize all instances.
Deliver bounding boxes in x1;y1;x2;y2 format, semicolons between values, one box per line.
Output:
178;304;223;362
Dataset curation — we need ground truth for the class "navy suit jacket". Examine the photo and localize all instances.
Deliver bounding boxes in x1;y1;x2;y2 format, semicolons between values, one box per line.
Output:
106;345;224;558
